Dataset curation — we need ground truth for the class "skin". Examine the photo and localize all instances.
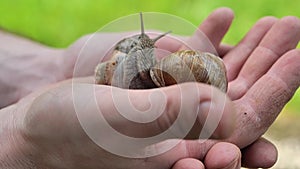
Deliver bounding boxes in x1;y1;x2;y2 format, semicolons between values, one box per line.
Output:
160;9;300;167
0;7;299;168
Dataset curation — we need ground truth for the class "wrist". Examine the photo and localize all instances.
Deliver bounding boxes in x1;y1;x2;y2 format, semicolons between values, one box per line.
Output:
0;49;65;108
0;30;67;107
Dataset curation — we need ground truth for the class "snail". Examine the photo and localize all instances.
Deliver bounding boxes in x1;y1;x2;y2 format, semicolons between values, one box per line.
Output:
95;13;228;92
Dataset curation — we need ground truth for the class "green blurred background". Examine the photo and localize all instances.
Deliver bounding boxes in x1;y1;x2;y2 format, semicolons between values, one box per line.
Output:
0;0;299;115
1;0;299;167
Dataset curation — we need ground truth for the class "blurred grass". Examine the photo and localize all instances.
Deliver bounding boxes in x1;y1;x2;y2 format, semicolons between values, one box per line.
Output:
0;0;299;114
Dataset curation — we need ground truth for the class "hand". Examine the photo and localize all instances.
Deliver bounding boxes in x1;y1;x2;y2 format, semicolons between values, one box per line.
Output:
0;7;296;168
0;8;283;169
0;77;242;169
56;7;289;168
188;8;300;168
150;8;300;168
155;8;288;168
0;8;242;169
1;77;279;169
0;30;65;107
220;9;300;145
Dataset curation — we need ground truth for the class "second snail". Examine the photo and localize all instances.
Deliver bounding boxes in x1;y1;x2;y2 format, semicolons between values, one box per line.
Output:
95;13;228;93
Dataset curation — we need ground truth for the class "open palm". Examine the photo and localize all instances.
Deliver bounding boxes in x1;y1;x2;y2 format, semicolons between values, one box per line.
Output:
210;13;300;150
222;15;300;149
157;7;300;166
163;8;300;148
156;8;300;148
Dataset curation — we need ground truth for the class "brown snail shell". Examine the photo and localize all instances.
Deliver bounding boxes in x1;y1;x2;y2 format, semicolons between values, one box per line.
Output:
95;50;126;85
150;50;227;92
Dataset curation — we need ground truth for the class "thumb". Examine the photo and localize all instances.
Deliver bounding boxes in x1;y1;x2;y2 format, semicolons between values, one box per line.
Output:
81;82;236;151
25;82;235;158
94;82;235;139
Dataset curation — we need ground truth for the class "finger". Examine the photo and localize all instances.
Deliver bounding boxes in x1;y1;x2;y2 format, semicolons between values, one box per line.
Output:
223;16;278;82
150;139;217;167
155;35;187;52
198;7;234;50
204;142;241;169
229;49;300;148
247;49;300;127
228;16;300;100
218;43;234;57
242;137;277;168
94;83;236;139
172;158;204;169
180;7;234;54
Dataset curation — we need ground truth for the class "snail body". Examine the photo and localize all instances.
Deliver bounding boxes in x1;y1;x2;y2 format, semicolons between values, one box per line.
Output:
95;13;228;92
95;33;160;89
95;13;168;89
